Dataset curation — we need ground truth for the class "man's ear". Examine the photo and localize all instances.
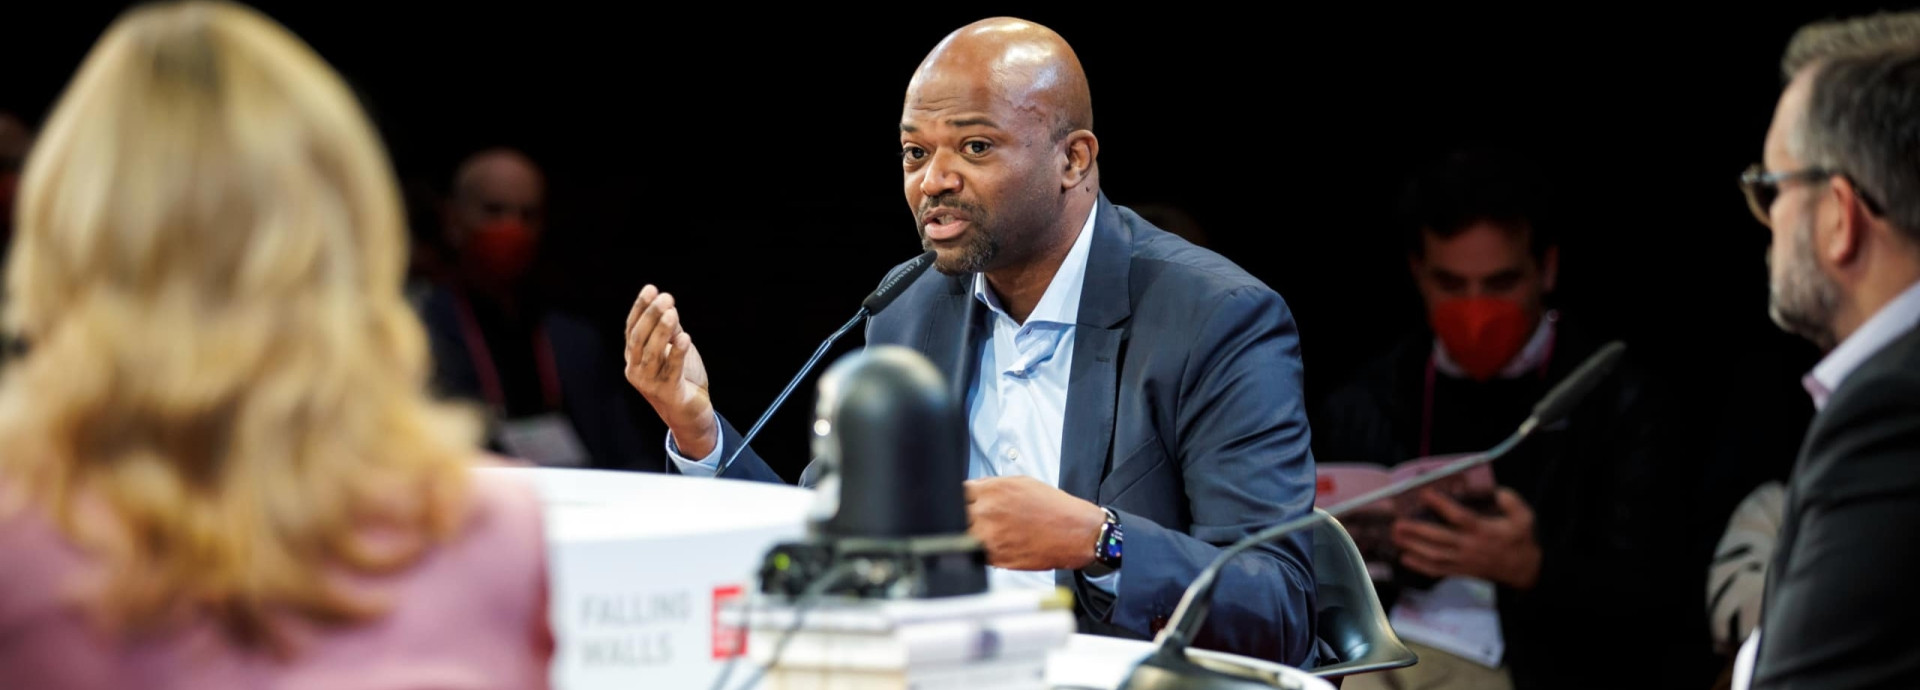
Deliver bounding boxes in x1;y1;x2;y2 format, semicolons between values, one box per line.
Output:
1060;130;1099;190
1823;175;1869;268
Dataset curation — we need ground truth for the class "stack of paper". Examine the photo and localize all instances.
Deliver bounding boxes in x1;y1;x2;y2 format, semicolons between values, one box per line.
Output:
728;588;1076;690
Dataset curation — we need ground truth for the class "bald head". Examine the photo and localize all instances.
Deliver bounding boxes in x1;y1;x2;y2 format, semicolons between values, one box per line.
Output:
452;148;544;205
443;147;546;283
908;18;1092;143
898;18;1102;278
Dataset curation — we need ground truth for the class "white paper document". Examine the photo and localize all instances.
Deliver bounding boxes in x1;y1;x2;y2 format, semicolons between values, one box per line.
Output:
1388;576;1505;668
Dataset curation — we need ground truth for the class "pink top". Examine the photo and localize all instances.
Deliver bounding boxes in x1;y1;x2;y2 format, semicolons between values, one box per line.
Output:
0;469;553;690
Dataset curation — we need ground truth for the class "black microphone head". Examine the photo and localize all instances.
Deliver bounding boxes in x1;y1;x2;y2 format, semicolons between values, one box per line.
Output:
860;250;939;315
1530;340;1626;427
809;345;968;539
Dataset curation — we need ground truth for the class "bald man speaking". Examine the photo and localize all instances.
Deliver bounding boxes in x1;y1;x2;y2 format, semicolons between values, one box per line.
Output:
624;18;1320;665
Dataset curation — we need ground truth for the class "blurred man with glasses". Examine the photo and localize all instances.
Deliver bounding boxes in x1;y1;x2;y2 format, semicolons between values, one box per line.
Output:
1730;24;1920;689
1708;13;1920;690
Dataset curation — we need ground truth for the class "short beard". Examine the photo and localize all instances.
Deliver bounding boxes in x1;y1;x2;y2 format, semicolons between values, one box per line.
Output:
923;229;998;276
917;195;998;275
1768;212;1841;350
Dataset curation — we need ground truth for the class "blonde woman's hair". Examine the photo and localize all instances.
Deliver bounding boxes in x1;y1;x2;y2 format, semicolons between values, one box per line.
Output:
0;0;481;653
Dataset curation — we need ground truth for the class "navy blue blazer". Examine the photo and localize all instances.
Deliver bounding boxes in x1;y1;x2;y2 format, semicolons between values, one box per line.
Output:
703;194;1319;665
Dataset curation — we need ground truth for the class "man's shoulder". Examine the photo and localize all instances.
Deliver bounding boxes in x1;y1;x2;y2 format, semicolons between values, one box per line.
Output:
1798;324;1920;498
1844;321;1920;385
1115;206;1284;317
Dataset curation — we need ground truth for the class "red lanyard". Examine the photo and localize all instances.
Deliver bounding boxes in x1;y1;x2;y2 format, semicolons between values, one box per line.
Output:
1418;327;1556;458
451;289;563;415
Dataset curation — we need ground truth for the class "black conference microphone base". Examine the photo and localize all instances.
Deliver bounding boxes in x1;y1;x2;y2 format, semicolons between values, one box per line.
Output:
758;533;988;601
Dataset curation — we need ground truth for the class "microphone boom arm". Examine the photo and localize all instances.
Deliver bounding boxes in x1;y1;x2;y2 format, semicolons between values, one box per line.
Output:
714;307;868;478
710;250;940;480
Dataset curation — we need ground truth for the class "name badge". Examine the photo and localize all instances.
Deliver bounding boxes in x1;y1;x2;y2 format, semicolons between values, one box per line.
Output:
498;413;590;468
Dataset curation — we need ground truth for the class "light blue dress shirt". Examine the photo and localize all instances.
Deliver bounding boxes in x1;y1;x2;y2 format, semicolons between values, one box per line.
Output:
963;204;1107;593
668;205;1114;594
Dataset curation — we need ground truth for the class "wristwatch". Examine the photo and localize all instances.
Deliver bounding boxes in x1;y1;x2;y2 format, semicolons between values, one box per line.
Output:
1084;506;1124;576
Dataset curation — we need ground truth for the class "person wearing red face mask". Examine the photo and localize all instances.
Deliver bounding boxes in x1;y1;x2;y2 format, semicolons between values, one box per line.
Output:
413;147;658;472
1321;149;1702;690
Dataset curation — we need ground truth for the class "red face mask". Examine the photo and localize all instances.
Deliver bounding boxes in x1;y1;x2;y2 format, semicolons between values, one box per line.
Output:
464;219;537;284
1430;297;1533;381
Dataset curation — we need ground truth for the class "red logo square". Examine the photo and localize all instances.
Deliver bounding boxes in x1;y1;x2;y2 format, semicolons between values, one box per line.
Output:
712;585;747;660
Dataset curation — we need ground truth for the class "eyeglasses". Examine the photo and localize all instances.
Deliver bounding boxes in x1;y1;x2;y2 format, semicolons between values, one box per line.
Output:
1739;163;1885;227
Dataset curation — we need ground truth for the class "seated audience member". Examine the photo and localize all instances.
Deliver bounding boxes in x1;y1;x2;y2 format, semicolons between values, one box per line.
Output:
413;147;658;471
0;2;552;687
1318;148;1702;690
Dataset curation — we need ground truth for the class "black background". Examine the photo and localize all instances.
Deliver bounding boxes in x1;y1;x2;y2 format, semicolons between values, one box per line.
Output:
4;3;1894;479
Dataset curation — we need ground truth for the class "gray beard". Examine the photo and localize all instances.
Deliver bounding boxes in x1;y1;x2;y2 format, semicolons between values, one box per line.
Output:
1768;215;1841;350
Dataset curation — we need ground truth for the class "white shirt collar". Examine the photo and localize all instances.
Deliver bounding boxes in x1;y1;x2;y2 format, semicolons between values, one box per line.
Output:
972;202;1099;326
1803;279;1920;410
1433;310;1558;380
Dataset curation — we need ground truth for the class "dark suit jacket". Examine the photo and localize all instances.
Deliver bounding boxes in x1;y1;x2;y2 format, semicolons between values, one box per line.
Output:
699;194;1320;666
1753;323;1920;689
416;284;661;472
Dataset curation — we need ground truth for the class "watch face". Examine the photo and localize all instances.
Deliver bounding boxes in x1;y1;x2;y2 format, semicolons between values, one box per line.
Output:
1094;508;1123;567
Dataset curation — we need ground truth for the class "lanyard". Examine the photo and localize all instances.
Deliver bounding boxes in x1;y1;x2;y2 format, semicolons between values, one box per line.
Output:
451;289;563;415
1418;327;1556;458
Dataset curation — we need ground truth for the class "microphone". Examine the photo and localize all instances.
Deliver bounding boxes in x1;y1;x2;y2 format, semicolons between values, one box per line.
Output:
861;250;939;314
1120;341;1627;690
713;250;939;479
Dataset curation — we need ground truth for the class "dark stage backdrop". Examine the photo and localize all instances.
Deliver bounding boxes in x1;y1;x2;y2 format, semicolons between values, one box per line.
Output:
6;4;1883;481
